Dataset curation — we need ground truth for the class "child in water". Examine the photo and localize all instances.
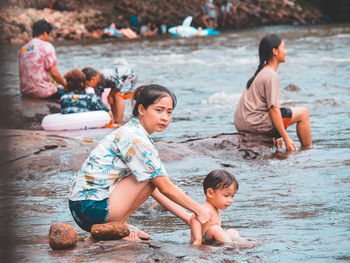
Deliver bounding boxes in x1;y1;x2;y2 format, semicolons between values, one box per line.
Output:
190;170;253;246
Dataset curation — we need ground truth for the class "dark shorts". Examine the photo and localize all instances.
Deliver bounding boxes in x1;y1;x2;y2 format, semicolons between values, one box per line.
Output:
271;107;292;138
47;87;65;100
69;198;109;232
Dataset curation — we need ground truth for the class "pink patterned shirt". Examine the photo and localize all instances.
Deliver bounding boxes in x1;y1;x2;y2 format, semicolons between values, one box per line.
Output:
18;38;58;98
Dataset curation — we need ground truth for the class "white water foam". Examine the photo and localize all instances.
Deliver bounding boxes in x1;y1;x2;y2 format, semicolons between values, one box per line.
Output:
334;33;350;39
322;57;350;63
201;92;242;105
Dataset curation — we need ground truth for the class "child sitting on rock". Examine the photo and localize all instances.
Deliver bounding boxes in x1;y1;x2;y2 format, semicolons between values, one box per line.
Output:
190;170;255;247
61;69;118;127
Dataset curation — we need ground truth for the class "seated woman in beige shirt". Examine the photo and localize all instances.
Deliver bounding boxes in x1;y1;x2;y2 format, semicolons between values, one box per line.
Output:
234;34;312;151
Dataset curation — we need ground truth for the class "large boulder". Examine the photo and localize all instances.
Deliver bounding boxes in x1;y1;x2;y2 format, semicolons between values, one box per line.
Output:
91;222;130;241
49;223;78;250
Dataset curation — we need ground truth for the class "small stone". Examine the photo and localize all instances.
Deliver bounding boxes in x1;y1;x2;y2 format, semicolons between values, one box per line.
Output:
91;222;130;241
284;84;301;92
49;223;78;250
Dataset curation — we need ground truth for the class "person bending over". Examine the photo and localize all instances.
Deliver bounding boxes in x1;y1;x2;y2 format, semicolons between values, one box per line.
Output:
82;61;137;125
61;69;117;127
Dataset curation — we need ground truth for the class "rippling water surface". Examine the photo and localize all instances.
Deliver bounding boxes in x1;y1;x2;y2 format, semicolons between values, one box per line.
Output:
1;24;350;262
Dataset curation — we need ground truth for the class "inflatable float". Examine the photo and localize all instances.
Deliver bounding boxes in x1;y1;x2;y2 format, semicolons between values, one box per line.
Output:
168;16;220;37
41;110;111;131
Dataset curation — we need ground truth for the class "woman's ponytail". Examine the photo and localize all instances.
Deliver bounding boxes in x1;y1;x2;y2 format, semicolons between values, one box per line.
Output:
246;62;265;89
131;85;145;108
246;34;282;89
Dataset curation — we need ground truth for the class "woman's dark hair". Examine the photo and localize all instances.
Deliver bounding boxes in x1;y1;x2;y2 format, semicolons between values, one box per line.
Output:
203;170;238;194
64;69;86;93
32;19;53;37
246;34;282;89
82;67;99;81
131;84;177;117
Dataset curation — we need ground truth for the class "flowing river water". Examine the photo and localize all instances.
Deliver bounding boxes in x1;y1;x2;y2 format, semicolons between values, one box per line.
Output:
1;24;350;262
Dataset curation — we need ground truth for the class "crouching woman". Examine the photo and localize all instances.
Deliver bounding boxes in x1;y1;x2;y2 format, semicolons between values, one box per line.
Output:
68;84;209;240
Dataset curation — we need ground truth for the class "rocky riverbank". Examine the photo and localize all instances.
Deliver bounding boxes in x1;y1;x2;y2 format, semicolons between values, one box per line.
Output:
1;124;277;261
0;0;325;44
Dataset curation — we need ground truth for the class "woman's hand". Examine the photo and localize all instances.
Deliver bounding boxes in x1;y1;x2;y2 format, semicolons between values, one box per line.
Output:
195;206;210;224
283;136;297;151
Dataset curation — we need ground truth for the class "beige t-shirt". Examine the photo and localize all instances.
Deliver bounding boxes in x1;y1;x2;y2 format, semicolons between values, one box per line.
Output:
234;67;280;135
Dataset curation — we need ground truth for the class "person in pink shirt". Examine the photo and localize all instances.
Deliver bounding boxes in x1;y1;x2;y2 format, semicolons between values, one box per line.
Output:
18;19;66;99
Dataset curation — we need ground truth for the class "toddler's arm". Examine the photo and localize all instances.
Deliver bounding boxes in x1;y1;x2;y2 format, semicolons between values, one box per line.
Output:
190;214;202;245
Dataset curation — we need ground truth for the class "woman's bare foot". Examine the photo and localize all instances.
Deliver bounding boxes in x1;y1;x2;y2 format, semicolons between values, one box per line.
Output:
301;144;314;150
104;121;121;128
122;232;141;241
126;224;151;241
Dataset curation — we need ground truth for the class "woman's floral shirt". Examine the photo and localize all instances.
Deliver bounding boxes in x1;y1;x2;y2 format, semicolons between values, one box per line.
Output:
69;117;167;201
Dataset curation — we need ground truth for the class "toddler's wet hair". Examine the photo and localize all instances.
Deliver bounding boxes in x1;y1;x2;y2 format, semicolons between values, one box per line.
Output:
203;170;238;194
64;69;86;93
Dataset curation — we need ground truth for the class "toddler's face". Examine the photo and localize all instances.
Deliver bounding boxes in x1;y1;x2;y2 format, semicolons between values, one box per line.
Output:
211;184;236;210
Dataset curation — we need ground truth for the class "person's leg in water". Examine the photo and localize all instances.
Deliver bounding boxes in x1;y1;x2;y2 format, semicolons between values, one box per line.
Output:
202;14;210;28
119;28;139;39
108;90;125;124
107;174;155;241
290;107;312;148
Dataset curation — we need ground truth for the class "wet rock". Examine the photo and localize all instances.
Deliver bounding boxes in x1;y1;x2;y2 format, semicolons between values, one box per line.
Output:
158;132;276;163
91;222;130;241
1;129;96;178
1;95;60;130
49;238;200;262
2;127;280;181
49;223;78;250
284;84;301;92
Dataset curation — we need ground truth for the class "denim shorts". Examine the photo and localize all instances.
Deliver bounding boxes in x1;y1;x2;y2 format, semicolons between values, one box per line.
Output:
69;198;109;232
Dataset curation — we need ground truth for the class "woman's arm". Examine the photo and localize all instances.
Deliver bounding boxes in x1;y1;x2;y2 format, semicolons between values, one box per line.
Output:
150;176;209;224
269;107;297;151
190;214;203;245
49;66;66;87
151;188;191;225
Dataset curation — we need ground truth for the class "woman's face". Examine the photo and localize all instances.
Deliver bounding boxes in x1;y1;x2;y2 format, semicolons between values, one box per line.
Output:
275;40;287;63
86;73;101;88
138;95;173;134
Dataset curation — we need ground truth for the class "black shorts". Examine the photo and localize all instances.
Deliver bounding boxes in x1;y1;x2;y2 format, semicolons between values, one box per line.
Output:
47;87;65;100
271;107;292;138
